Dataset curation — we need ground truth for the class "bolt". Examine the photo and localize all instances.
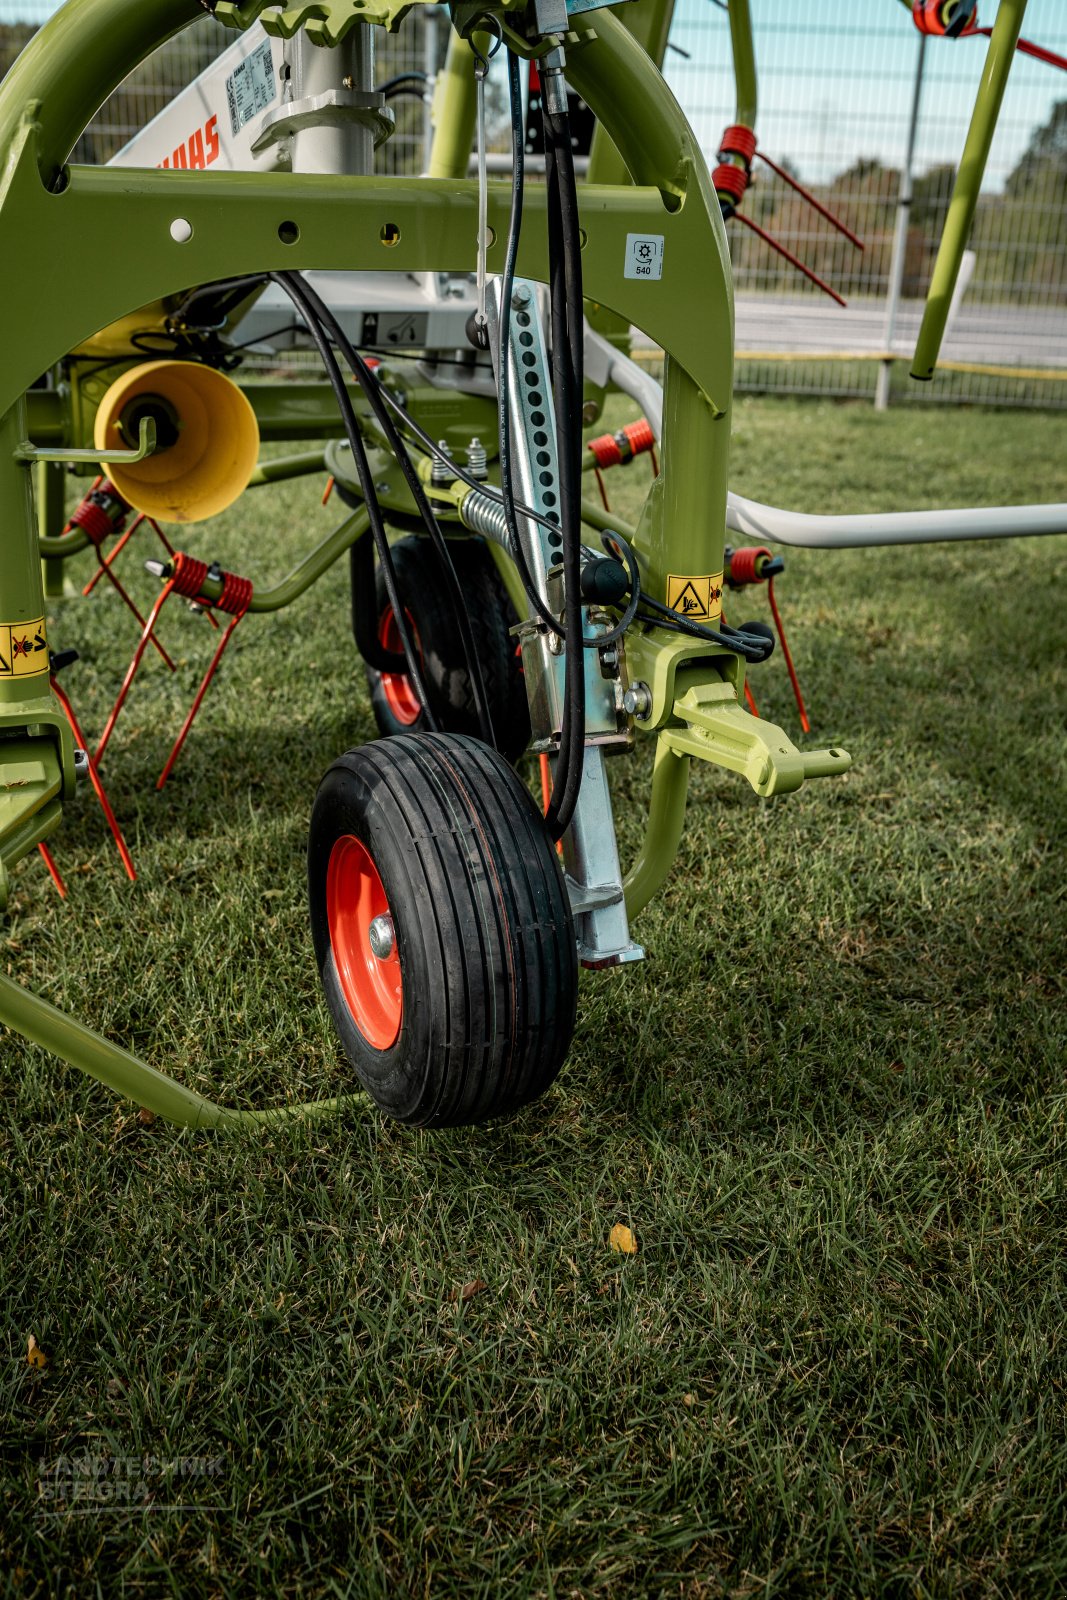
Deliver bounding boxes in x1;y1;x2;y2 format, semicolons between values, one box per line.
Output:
368;914;395;961
342;75;354;90
73;749;90;783
582;400;599;426
622;682;652;720
466;437;488;480
430;441;453;487
511;285;531;310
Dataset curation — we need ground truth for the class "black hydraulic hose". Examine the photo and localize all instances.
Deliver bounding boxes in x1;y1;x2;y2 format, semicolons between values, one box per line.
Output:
494;49;571;644
282;271;496;749
541;94;586;840
268;271;438;725
350;533;406;673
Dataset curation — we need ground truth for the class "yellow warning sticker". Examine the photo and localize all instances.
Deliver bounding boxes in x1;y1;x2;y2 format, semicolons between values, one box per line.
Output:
666;573;723;623
0;617;49;679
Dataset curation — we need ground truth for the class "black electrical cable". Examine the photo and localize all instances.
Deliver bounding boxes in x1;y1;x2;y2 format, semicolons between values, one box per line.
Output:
493;48;572;646
362;370;637;649
598;529;773;661
350;528;406;673
378;71;428;93
227;323;303;353
540;83;587;840
277;271;496;750
267;271;438;722
635;593;774;659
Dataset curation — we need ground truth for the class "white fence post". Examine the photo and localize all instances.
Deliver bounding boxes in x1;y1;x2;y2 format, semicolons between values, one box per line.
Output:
876;33;927;412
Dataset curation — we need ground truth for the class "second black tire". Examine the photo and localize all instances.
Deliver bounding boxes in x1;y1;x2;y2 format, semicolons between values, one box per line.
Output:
361;535;530;763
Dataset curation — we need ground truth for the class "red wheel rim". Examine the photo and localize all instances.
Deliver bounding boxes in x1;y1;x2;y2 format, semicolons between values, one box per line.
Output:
326;834;403;1050
378;608;422;726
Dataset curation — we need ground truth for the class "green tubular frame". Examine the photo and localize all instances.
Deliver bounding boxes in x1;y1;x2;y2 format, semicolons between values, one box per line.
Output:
0;0;737;1118
910;0;1028;378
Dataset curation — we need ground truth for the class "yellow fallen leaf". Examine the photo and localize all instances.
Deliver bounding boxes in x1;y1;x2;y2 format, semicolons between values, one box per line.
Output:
447;1278;487;1303
27;1334;48;1369
609;1224;638;1256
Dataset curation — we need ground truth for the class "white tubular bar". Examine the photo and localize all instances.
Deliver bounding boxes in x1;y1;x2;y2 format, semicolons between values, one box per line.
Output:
588;336;1067;550
725;495;1067;550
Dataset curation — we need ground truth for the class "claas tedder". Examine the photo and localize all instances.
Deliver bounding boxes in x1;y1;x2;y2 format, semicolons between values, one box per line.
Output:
0;0;1063;1127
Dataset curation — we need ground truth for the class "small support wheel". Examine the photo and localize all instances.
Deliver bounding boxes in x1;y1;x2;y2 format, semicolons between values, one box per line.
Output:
362;536;530;762
308;733;578;1127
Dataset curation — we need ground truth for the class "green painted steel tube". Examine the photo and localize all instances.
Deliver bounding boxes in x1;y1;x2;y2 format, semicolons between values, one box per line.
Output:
911;0;1028;379
248;449;329;487
0;0;201;185
426;25;481;181
567;11;692;206
727;0;757;130
0;969;357;1127
642;359;731;606
623;737;690;919
38;462;69;598
248;508;368;611
585;0;675;189
38;528;89;558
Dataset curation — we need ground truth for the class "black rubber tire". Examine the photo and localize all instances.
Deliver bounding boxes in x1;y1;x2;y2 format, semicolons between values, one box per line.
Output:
361;535;530;763
308;732;578;1127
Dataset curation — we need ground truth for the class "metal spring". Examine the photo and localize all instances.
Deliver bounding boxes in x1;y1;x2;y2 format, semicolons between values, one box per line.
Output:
459;487;510;548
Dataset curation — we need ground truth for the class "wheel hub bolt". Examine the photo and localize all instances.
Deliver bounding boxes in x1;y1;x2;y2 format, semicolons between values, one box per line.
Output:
368;914;396;960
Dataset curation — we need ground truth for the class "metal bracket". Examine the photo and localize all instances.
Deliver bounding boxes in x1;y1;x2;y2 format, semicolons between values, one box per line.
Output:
252;90;394;155
16;415;157;467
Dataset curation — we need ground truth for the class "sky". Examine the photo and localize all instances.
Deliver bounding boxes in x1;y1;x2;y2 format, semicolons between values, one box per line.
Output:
662;0;1067;189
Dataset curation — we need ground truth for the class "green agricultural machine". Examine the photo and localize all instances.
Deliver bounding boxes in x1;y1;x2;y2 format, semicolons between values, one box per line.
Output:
0;0;1061;1127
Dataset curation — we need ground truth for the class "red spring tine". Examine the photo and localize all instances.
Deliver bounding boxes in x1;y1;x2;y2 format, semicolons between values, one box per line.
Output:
156;604;249;790
964;26;1067;72
89;553;177;671
755;151;865;252
38;841;67;898
767;577;811;734
95;577;177;765
594;465;610;512
82;522;136;595
733;211;847;307
725;600;760;719
50;675;137;882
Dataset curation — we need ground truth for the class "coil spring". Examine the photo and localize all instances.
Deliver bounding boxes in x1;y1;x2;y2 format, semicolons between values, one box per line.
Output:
460;487;511;547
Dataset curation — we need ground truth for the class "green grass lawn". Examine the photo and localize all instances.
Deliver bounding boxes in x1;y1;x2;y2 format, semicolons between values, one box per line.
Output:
2;396;1065;1596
